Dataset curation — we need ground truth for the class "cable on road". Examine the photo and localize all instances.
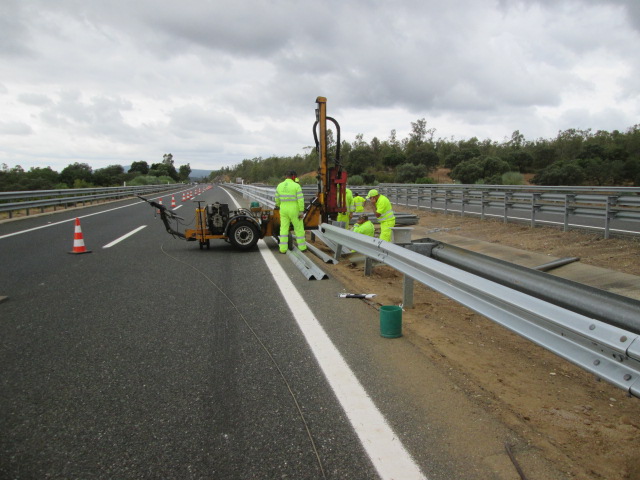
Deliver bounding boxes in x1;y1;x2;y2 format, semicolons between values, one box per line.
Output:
160;243;327;479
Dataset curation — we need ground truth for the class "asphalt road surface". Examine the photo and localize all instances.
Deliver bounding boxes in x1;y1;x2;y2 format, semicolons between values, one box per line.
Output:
1;185;533;479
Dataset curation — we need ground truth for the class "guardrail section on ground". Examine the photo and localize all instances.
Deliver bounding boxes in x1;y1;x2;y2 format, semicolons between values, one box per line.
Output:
318;223;640;398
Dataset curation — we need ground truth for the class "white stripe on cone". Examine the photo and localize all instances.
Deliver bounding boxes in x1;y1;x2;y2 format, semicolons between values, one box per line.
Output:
69;217;91;254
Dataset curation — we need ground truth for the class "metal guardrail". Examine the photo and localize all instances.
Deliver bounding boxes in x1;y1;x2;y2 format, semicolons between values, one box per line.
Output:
225;184;278;208
224;183;419;225
318;223;640;398
376;184;640;238
0;184;182;218
226;182;640;237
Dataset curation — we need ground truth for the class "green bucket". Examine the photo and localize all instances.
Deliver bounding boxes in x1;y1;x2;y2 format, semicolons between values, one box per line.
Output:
380;305;402;338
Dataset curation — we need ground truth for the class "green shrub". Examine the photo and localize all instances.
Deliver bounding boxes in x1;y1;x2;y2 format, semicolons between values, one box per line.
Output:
501;171;525;185
415;177;436;184
128;175;175;186
348;175;364;185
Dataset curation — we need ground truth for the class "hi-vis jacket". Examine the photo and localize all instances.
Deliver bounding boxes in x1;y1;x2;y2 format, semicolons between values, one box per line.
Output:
374;194;395;223
352;195;366;212
275;178;304;212
353;220;375;237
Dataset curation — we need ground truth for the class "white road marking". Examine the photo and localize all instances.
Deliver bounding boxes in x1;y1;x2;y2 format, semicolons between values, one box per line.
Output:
102;225;147;249
258;242;427;480
223;185;427;480
0;201;145;240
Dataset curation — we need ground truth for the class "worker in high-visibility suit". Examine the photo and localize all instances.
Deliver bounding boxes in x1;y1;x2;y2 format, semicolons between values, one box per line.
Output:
352;192;366;213
275;171;307;253
336;187;354;228
366;189;395;242
352;214;375;237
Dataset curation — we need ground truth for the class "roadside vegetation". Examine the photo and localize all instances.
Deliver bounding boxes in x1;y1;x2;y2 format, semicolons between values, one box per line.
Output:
4;123;640;192
0;154;191;191
212;121;640;187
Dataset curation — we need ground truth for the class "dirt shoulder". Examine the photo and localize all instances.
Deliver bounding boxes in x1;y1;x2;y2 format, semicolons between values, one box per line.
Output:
313;209;640;480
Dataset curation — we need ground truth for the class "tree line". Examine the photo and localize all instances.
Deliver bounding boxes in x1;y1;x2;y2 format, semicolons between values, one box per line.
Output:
4;123;640;192
0;154;191;192
210;121;640;187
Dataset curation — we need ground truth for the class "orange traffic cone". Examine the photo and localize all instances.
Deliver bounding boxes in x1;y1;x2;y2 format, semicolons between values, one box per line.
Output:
68;218;91;254
157;197;163;214
182;193;186;202
171;195;176;208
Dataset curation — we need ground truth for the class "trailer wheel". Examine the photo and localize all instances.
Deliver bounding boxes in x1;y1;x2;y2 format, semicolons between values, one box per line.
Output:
229;220;259;250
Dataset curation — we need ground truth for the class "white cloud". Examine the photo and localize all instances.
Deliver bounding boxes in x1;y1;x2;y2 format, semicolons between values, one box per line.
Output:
0;0;638;173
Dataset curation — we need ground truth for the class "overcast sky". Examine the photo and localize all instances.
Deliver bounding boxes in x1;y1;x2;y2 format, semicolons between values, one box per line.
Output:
1;0;639;173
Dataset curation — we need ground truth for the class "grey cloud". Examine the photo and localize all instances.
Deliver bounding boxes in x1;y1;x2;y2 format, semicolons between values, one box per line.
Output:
2;0;638;171
40;91;137;139
168;105;246;138
0;0;34;57
18;93;53;106
0;122;33;135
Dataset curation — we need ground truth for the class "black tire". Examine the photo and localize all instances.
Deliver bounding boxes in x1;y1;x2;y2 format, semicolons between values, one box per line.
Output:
228;220;259;250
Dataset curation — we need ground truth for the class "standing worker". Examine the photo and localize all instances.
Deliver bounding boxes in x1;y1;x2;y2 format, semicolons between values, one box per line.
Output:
352;192;366;213
275;171;307;253
366;189;395;242
336;187;354;228
352;214;375;237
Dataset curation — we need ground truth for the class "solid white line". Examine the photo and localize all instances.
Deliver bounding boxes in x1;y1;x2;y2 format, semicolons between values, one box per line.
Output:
257;241;426;480
221;185;426;479
102;225;147;249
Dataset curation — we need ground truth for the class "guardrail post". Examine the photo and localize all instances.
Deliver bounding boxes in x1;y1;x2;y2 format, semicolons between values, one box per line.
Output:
504;192;512;223
403;275;414;309
332;221;346;259
364;257;374;276
392;228;415;307
564;194;574;231
531;193;541;228
444;190;450;215
481;191;487;220
605;196;617;239
401;242;437;308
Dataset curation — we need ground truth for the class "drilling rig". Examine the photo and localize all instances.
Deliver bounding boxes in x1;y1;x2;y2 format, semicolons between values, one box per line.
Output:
139;96;349;250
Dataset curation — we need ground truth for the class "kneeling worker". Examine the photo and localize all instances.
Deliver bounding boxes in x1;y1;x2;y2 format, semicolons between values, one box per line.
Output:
366;189;395;242
352;214;375;237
